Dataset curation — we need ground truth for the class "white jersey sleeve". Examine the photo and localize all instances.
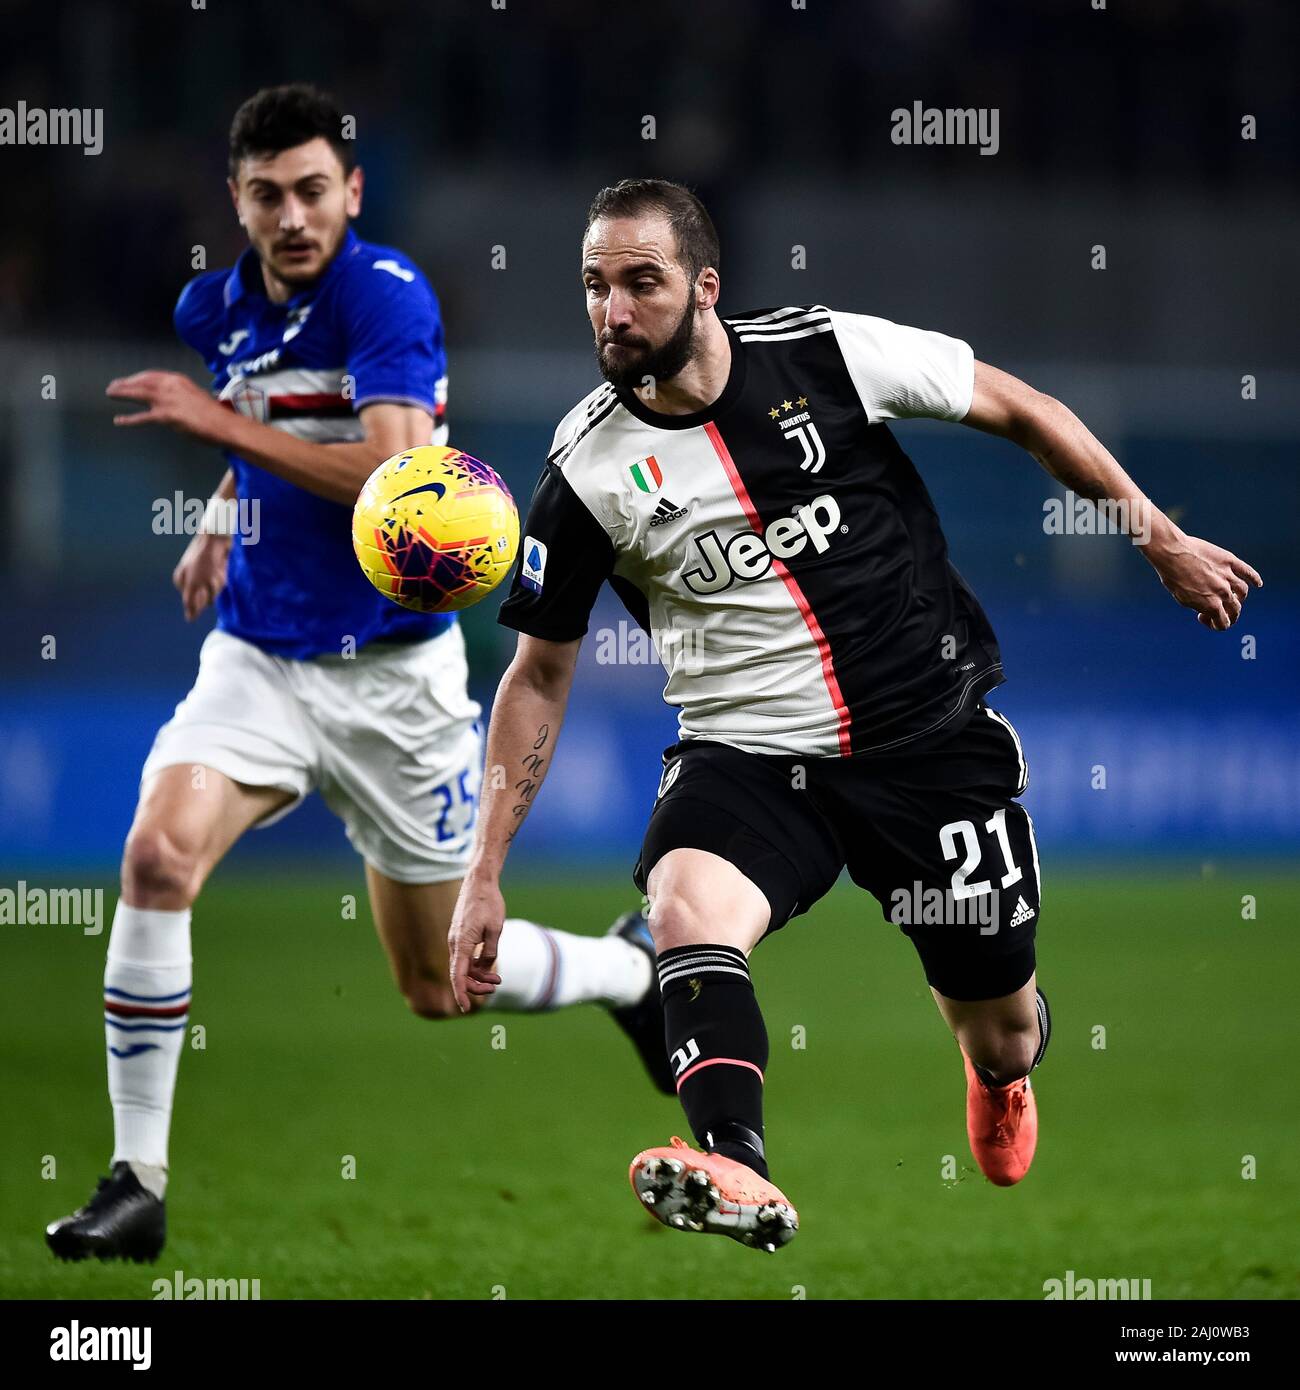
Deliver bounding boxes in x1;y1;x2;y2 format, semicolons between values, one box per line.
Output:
828;309;975;424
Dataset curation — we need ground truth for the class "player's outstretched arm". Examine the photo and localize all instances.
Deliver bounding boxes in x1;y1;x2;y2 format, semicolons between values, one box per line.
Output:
448;634;581;1013
107;368;430;505
962;360;1262;630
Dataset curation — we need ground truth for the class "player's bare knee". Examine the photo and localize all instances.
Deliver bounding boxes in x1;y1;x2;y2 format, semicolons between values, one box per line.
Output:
647;851;726;948
121;825;203;908
645;884;709;950
646;849;769;952
404;980;458;1021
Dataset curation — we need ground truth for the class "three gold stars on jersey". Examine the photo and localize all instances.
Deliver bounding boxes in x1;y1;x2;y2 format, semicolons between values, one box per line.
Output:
767;395;809;420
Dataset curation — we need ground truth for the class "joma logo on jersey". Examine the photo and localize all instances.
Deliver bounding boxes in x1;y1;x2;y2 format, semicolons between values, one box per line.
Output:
682;495;843;595
217;328;250;357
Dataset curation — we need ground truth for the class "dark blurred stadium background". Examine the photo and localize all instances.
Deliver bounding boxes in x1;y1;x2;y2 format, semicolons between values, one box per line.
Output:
2;0;1296;871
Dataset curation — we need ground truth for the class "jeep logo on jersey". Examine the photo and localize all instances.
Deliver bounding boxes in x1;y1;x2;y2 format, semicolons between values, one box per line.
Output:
682;495;843;595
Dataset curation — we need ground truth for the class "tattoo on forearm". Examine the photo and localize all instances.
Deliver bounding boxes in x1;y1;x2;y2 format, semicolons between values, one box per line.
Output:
1066;475;1110;503
1031;406;1120;504
506;724;550;842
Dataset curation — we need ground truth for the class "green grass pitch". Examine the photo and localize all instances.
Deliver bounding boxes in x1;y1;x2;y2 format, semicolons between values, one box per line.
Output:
2;867;1296;1300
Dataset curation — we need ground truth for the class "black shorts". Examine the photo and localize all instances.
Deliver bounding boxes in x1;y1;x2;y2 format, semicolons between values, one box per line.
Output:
633;703;1041;1001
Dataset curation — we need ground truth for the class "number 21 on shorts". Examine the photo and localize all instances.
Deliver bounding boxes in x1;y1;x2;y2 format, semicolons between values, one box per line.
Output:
939;808;1023;900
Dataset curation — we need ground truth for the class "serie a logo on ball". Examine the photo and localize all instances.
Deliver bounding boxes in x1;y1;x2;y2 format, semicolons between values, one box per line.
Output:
352;445;520;613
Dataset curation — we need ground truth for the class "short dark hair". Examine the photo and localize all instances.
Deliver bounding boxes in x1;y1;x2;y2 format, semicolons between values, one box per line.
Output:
228;83;354;177
584;178;720;286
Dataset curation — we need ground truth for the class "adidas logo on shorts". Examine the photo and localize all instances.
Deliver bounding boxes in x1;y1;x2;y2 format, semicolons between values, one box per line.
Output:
649;497;688;528
1009;895;1036;928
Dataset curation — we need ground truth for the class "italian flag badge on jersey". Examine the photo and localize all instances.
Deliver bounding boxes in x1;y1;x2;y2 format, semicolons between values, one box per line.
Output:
629;456;663;493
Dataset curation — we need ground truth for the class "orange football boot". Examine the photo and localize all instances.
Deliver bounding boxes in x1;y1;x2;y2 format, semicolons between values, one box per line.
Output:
962;1049;1037;1186
629;1136;798;1251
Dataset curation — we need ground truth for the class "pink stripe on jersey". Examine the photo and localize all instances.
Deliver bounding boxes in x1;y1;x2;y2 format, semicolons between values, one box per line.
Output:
703;420;853;755
675;1056;765;1091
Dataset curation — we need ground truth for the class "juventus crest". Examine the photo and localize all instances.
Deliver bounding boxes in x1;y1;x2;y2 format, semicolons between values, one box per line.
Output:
769;395;826;473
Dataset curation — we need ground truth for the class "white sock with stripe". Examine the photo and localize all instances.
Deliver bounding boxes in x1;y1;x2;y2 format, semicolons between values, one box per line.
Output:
105;902;193;1197
488;918;649;1011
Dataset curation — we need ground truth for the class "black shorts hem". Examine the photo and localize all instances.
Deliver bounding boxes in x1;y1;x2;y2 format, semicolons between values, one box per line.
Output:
632;794;806;931
913;940;1037;1002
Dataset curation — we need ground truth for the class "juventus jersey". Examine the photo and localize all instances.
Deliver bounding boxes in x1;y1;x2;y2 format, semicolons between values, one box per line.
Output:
497;304;1005;758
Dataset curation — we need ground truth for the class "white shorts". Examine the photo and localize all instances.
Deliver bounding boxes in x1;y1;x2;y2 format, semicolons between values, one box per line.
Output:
141;625;483;883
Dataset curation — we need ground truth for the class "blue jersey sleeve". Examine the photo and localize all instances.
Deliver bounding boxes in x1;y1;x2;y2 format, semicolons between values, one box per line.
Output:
172;271;227;367
341;255;445;417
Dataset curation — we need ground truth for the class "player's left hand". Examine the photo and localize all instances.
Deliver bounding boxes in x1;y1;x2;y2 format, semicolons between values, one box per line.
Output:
1148;530;1262;631
107;370;232;446
448;873;507;1013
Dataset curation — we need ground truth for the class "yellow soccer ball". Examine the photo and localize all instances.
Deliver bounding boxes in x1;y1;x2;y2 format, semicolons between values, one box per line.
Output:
352;445;520;613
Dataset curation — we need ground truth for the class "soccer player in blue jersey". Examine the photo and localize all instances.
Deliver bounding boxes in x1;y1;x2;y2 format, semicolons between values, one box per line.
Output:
46;85;669;1263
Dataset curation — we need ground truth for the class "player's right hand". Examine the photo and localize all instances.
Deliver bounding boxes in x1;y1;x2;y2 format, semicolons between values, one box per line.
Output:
171;530;231;621
1149;531;1262;632
448;874;506;1013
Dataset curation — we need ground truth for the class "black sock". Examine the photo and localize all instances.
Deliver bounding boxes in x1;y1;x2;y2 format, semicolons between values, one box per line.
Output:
658;944;770;1179
1031;986;1051;1070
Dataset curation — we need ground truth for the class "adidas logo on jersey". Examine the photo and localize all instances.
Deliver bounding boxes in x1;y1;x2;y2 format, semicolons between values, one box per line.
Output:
682;494;843;595
649;497;688;528
1009;895;1036;928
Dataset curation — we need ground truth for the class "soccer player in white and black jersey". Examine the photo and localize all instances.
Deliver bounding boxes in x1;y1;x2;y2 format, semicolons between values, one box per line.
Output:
449;179;1262;1250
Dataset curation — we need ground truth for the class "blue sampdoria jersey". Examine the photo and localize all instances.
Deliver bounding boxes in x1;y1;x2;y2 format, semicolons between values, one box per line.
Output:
174;226;455;658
